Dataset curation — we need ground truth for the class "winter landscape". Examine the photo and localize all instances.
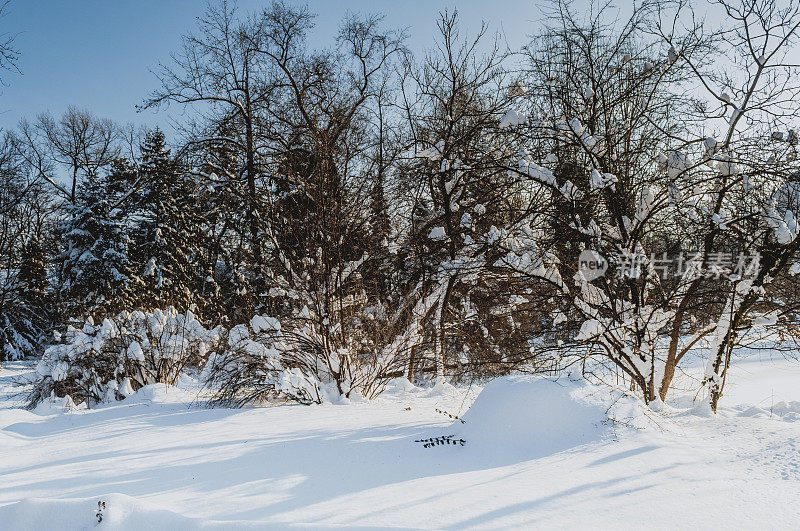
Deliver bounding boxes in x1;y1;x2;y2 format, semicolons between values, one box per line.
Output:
1;0;800;529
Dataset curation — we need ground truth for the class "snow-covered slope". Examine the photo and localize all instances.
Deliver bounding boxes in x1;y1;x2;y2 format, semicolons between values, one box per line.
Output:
1;358;799;529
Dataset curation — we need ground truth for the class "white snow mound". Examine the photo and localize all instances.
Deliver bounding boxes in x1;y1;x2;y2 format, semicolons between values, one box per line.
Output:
440;376;609;457
122;383;197;405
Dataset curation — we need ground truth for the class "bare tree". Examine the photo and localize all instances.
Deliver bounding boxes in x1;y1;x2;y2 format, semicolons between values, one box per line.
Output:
0;0;20;85
488;0;800;410
246;3;406;396
395;11;545;382
143;0;269;264
18;107;118;203
664;0;800;411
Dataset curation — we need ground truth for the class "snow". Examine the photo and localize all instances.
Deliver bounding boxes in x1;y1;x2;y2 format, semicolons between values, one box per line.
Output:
432;376;608;458
589;168;617;190
717;155;740;176
427;226;447;241
248;315;280;335
753;311;779;327
0;494;265;531
499;109;525;129
665;151;690;178
668;46;679;64
770;209;798;244
575;318;603;340
416;140;445;161
1;355;800;529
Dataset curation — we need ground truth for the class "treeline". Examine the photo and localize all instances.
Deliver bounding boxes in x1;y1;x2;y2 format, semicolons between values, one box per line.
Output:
3;0;800;410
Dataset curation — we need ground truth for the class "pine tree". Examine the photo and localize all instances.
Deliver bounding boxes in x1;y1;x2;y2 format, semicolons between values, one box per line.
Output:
18;237;49;311
0;270;41;361
128;130;205;313
56;173;132;322
0;237;51;361
0;286;39;361
192;131;254;322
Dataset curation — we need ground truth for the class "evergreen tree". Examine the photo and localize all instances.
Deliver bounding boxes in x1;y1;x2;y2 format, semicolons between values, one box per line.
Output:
56;173;132;322
18;237;49;311
0;285;39;361
128;130;205;313
192;128;257;322
0;237;51;361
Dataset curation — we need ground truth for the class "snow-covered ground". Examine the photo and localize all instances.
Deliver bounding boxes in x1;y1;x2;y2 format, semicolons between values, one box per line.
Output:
1;354;799;530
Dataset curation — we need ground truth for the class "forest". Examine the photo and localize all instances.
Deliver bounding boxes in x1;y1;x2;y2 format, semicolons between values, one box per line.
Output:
1;0;800;415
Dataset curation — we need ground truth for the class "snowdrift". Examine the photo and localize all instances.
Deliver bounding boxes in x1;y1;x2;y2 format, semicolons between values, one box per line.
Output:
0;493;398;530
426;376;610;458
0;493;250;530
121;382;199;406
735;401;800;422
29;381;198;416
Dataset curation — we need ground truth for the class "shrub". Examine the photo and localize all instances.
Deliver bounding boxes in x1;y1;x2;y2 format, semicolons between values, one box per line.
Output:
202;315;324;405
30;308;222;407
203;314;405;405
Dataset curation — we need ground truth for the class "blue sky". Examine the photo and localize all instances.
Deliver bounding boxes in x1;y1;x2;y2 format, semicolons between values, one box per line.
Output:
0;0;542;134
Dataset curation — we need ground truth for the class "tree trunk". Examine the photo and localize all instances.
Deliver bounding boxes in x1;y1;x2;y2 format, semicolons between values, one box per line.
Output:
435;275;457;381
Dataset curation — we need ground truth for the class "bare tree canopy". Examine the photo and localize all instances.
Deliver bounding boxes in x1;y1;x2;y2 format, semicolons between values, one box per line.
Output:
0;0;20;84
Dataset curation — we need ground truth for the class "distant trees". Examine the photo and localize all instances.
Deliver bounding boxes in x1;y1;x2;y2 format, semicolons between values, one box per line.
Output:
0;134;53;360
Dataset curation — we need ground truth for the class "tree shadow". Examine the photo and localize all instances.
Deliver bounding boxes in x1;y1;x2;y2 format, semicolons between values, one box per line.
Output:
0;398;623;524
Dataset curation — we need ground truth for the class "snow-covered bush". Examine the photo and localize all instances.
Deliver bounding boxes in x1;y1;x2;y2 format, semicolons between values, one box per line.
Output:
202;314;321;405
30;308;222;406
203;313;405;405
